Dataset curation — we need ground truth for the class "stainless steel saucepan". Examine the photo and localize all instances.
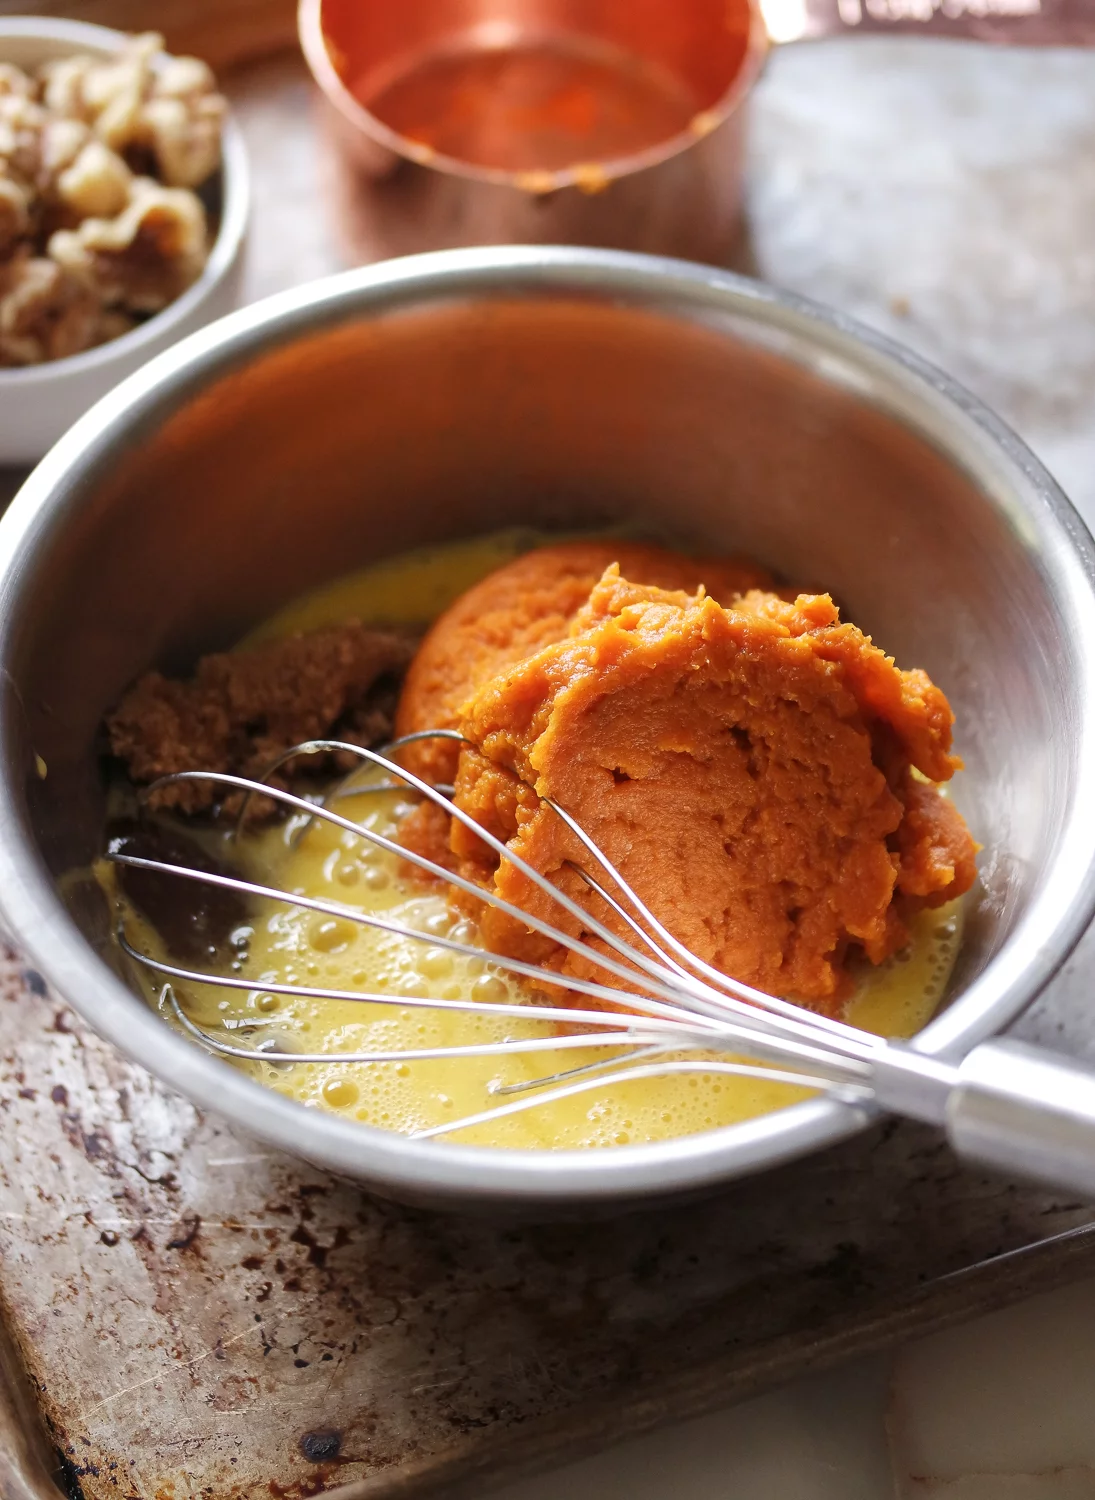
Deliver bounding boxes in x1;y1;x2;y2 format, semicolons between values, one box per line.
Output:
0;248;1093;1212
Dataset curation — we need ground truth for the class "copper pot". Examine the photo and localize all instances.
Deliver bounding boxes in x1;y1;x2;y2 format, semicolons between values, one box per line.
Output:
299;0;1094;265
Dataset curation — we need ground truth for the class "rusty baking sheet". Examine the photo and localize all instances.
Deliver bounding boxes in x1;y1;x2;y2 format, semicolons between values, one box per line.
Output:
2;32;1095;1500
4;948;1095;1500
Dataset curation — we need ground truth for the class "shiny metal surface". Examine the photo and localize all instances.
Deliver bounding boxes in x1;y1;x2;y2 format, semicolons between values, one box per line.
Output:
948;1038;1095;1197
300;0;1094;265
0;247;1094;1210
299;0;764;263
305;0;758;182
116;738;1095;1198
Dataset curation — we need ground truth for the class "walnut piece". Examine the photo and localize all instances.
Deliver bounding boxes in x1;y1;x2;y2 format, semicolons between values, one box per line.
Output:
0;175;30;255
0;35;223;366
0;91;47;188
39;116;91;181
49;175;207;313
39;53;93;121
141;90;224;190
0;63;33;101
145;53;225;189
56;139;132;220
38;33;225;189
39;32;158;134
0;250;99;366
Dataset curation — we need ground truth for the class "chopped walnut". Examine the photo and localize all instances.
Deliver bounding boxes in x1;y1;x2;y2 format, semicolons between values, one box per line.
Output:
0;91;47;187
141;89;224;190
0;35;223;366
56;139;132;221
145;54;225;189
49;175;206;314
0;250;99;366
38;33;224;189
157;55;215;99
88;57;148;157
0;176;30;255
39;53;92;121
0;63;33;101
39;32;158;133
39;116;91;181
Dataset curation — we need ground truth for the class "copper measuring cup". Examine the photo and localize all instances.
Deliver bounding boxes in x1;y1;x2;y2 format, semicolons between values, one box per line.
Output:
299;0;1095;266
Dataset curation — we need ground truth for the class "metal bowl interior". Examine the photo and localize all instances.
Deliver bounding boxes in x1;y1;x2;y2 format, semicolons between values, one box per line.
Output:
1;248;1094;1212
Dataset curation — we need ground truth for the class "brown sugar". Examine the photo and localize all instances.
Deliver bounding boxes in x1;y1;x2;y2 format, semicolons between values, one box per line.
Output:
108;623;416;813
394;540;775;788
436;569;977;1013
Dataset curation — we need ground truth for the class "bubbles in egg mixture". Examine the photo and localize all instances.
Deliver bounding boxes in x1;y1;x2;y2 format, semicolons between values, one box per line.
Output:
844;907;962;1039
137;767;964;1151
107;534;968;1151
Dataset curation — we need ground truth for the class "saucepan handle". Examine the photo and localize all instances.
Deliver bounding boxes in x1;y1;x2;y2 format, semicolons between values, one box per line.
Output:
762;0;1095;47
945;1037;1095;1197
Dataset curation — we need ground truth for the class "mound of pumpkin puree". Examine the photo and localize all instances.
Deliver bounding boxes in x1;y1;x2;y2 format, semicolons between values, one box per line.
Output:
398;546;976;1014
395;539;775;785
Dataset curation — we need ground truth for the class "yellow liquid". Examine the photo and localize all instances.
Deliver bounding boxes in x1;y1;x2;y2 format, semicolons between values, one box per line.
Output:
240;525;633;644
109;532;966;1151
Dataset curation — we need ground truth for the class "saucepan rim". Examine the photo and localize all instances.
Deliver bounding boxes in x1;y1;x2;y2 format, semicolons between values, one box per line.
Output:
0;246;1093;1207
296;0;771;192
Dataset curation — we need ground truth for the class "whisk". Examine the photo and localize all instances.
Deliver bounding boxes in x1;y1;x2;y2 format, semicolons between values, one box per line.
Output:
108;733;1095;1196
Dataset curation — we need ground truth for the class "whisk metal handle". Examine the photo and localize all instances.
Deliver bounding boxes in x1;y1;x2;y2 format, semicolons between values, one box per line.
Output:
871;1037;1095;1196
944;1038;1095;1198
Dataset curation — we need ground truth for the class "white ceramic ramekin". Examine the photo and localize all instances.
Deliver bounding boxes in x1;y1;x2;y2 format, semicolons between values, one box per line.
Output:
0;17;249;465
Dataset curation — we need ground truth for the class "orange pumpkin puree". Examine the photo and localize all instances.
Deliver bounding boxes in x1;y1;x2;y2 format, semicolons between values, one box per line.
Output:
397;555;976;1014
395;539;775;786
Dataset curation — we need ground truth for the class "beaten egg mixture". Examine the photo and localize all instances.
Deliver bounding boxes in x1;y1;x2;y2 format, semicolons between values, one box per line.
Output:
109;531;967;1149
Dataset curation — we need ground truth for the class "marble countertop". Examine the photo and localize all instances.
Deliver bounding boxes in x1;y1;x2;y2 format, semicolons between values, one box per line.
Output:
491;1270;1095;1499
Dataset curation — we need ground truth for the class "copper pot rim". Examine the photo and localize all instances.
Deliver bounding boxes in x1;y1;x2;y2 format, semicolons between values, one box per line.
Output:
297;0;770;192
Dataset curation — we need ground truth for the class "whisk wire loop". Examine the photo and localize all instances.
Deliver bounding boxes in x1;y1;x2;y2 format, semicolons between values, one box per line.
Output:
112;843;705;1027
409;1061;875;1142
117;930;713;1038
110;733;891;1140
137;761;717;1019
243;737;813;1028
546;795;877;1050
161;984;678;1067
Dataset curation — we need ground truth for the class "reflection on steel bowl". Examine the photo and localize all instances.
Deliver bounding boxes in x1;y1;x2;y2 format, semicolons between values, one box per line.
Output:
0;248;1092;1213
